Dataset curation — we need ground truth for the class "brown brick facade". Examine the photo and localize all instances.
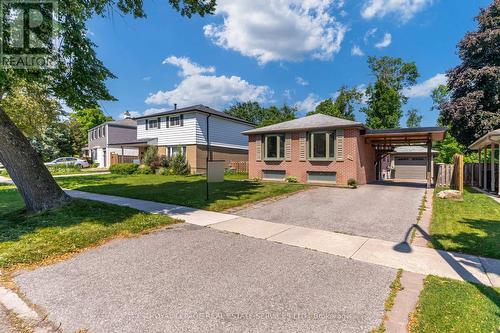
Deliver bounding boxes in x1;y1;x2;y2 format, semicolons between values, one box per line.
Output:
248;128;376;185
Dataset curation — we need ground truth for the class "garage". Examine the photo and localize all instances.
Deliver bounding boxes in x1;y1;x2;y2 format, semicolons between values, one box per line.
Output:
394;156;427;179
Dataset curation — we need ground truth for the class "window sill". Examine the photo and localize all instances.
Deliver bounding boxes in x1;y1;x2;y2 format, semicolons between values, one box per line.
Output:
263;158;285;162
307;158;336;162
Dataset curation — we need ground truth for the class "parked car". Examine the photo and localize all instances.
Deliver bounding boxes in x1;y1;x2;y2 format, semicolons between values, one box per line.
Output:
45;157;90;168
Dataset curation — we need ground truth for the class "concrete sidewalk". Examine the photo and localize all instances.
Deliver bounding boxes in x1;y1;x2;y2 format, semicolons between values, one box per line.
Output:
1;177;498;288
65;190;499;287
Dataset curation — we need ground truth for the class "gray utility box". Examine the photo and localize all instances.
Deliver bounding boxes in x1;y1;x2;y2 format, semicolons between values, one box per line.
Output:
207;160;225;183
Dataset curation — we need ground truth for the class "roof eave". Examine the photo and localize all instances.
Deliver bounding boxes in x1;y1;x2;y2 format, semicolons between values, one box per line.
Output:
242;123;364;135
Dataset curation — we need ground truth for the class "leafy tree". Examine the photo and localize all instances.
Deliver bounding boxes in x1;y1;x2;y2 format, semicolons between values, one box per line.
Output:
70;108;112;154
2;79;62;140
434;134;478;164
406;108;422;128
440;1;500;146
225;102;296;127
361;56;419;128
224;102;264;125
0;1;216;213
260;104;297;127
30;122;74;162
430;85;451;126
307;86;362;120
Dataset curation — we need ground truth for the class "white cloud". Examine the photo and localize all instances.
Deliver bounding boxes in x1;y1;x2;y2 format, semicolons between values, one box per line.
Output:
351;45;364;56
294;93;321;113
403;73;447;98
203;0;347;64
295;76;309;86
375;33;392;48
361;0;433;21
364;28;378;44
145;56;271;109
119;111;141;119
162;56;215;77
142;76;151;81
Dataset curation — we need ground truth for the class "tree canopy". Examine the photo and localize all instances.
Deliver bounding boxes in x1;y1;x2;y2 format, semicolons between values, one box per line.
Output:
405;108;422;128
307;86;362;121
439;0;500;146
361;56;419;129
224;102;297;127
0;0;217;213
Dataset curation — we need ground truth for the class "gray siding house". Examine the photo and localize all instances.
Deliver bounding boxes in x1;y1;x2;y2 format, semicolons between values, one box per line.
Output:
86;118;140;168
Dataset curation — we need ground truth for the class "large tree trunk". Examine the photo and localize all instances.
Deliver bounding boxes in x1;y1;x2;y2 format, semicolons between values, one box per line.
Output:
0;107;71;213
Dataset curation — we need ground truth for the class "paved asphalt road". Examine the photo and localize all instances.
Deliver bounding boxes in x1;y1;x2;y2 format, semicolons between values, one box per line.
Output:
15;224;395;333
237;182;426;242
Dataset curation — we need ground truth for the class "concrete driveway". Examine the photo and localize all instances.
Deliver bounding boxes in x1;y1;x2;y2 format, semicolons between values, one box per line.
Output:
15;224;395;333
237;182;426;242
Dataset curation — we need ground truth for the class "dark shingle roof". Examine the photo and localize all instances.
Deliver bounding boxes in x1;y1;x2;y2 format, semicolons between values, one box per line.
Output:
133;104;255;126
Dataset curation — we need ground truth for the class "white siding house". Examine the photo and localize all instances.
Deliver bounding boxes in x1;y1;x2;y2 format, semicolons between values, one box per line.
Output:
134;105;254;173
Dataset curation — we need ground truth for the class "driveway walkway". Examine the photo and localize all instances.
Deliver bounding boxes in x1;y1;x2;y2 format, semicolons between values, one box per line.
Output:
65;189;499;287
236;183;426;242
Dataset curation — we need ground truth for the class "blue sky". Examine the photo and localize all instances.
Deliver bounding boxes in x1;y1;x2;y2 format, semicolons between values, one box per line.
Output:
87;0;491;127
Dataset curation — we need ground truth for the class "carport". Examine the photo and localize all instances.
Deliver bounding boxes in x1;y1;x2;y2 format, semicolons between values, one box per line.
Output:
469;129;500;195
363;127;447;188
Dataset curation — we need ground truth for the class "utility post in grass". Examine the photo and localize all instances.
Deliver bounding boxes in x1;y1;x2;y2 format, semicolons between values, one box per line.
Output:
206;114;211;201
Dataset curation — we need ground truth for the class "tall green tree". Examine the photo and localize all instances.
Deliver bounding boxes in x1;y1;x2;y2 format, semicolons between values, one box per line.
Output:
361;56;419;129
224;101;264;125
2;78;62;140
70;108;112;153
0;1;216;213
225;102;296;127
440;1;500;146
405;108;422;128
307;86;362;120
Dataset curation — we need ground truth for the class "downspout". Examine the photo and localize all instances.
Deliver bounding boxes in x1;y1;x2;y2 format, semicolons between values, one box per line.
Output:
206;114;211;201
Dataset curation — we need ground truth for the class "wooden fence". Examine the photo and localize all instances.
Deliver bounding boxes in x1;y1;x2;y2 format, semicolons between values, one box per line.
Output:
434;154;464;192
110;153;139;166
228;161;248;173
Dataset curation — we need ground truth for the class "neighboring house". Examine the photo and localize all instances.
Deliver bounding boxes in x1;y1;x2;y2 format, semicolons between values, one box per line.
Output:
134;105;254;173
380;146;438;180
86;118;140;168
242;114;446;186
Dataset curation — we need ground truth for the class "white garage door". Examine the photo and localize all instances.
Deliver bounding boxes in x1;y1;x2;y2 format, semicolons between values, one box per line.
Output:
394;156;427;179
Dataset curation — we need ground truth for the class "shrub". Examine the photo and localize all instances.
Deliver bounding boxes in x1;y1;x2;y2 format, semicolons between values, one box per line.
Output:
347;178;358;189
90;162;99;168
0;169;9;177
135;165;154;174
285;176;298;183
109;163;139;175
170;153;190;175
143;146;159;168
157;167;169;176
159;155;171;168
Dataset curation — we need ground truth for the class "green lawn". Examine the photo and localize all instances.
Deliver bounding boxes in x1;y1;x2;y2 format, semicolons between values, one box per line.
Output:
430;187;500;259
56;173;308;212
0;184;177;270
410;275;500;333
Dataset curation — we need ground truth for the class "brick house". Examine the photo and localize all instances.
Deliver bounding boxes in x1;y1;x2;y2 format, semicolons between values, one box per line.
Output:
242;114;446;186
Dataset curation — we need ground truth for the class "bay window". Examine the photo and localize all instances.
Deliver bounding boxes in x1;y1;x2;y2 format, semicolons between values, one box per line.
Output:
308;132;336;160
264;134;285;160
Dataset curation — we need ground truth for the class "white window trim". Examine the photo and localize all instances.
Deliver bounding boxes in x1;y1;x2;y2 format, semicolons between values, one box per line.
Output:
168;146;186;157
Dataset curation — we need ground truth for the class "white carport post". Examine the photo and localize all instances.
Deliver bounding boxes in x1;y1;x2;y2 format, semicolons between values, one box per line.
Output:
483;146;488;191
498;143;500;195
478;148;482;188
491;143;496;193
